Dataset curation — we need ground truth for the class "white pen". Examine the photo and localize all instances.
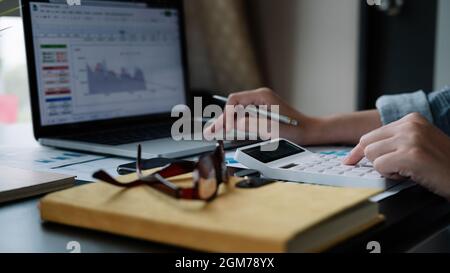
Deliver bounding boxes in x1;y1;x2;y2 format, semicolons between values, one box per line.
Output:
213;95;299;127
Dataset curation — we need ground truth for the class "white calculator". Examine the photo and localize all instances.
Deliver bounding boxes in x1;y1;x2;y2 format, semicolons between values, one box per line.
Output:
235;139;396;189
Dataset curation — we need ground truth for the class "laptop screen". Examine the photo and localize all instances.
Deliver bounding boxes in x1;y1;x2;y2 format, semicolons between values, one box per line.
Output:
28;0;186;126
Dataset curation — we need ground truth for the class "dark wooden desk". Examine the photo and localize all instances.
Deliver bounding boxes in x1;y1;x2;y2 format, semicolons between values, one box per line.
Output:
1;181;450;253
0;181;179;253
1;124;449;253
330;186;450;253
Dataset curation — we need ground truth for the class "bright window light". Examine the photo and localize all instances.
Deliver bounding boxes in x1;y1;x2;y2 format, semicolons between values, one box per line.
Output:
0;16;30;123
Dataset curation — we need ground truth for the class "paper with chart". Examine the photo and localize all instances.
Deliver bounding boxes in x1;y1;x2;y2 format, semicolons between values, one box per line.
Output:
0;146;130;181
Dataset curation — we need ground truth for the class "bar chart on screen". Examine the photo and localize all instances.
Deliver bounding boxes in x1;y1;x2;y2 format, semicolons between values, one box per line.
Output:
70;44;183;108
86;61;147;95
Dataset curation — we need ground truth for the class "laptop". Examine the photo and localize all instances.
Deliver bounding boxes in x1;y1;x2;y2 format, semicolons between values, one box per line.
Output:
21;0;216;159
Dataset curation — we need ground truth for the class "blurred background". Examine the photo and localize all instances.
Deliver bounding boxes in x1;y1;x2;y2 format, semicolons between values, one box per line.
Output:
0;0;449;124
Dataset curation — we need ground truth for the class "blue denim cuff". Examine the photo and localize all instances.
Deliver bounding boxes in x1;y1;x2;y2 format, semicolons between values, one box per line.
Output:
376;91;434;125
428;87;450;136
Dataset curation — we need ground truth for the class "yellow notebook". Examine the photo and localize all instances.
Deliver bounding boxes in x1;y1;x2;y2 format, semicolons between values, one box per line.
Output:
40;173;383;253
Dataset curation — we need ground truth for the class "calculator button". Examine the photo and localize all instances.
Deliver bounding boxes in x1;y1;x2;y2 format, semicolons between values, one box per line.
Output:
333;165;354;172
343;172;364;177
351;168;371;174
304;167;325;173
356;167;374;172
295;159;314;165
323;169;344;175
328;158;343;163
322;162;340;167
364;172;384;179
358;159;374;168
320;164;335;169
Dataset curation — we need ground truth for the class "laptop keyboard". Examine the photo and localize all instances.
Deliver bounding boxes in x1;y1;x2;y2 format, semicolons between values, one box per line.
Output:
58;123;173;146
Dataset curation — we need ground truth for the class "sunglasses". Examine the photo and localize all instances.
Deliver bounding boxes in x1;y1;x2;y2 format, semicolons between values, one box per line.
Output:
93;141;229;202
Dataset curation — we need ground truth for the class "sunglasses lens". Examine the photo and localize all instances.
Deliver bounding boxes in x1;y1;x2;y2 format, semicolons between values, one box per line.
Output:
198;176;218;200
195;156;218;200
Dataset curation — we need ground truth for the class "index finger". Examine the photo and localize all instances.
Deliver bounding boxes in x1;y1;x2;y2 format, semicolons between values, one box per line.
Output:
343;122;399;165
204;91;261;137
203;112;225;138
226;89;270;106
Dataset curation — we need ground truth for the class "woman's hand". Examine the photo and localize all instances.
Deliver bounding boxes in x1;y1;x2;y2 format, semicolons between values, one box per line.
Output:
204;88;383;146
203;88;323;145
344;113;450;200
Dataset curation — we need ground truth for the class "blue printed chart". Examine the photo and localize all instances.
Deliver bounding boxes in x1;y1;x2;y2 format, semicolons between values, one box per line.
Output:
0;147;105;170
0;146;130;181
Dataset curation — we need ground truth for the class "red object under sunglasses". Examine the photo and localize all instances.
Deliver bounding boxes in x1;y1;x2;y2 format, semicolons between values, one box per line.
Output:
93;141;229;202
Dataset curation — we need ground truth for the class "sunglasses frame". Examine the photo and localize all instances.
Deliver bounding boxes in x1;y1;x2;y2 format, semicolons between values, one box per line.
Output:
93;141;228;202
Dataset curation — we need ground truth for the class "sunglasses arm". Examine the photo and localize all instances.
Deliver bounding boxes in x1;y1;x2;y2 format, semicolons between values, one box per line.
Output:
153;174;198;199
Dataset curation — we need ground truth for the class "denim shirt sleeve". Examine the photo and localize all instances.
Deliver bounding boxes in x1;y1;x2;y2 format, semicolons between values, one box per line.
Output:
376;88;450;136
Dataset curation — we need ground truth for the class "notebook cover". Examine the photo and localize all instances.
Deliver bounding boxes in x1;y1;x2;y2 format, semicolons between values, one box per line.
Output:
0;166;75;203
40;174;381;252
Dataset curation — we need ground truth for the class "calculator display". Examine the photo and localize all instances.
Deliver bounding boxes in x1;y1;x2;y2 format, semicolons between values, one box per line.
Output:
242;140;305;163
